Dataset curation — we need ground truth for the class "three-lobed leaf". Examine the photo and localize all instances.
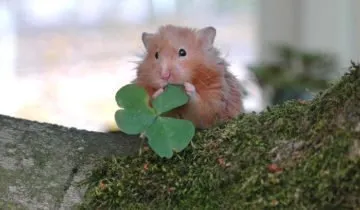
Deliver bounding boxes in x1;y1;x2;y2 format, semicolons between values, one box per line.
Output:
114;83;195;158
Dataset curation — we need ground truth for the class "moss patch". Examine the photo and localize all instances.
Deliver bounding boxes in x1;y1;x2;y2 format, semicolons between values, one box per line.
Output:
0;200;26;210
78;63;360;209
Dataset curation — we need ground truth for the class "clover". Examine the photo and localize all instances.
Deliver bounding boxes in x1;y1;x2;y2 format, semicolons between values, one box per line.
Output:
114;84;195;158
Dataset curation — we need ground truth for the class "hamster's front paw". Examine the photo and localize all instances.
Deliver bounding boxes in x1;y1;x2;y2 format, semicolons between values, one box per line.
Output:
152;88;164;99
184;82;197;98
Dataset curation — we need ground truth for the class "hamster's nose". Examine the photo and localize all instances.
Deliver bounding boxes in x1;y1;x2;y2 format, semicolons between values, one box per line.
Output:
160;71;171;80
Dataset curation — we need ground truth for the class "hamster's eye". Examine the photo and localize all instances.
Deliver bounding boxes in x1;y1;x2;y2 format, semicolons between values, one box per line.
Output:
155;52;159;59
178;49;186;57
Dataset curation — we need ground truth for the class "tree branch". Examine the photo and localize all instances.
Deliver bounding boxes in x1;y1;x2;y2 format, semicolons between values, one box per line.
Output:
0;114;140;209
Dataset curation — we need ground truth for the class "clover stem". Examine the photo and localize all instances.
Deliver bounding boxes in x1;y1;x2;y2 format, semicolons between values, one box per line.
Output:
138;132;146;156
137;116;158;156
190;140;197;149
175;153;183;160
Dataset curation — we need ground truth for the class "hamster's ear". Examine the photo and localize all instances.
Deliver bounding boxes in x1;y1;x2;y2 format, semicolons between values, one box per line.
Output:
142;32;154;50
197;26;216;47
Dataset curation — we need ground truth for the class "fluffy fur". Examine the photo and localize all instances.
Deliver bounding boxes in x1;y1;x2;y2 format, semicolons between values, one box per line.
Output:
133;24;243;129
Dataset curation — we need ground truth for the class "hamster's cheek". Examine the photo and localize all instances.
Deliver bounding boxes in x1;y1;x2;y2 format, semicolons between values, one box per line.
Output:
174;62;184;72
174;63;191;82
175;62;189;74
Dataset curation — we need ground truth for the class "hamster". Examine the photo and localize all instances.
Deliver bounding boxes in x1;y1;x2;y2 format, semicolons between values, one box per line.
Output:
133;24;244;129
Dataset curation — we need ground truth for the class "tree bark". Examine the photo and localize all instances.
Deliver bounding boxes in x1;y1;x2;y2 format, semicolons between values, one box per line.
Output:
0;114;140;209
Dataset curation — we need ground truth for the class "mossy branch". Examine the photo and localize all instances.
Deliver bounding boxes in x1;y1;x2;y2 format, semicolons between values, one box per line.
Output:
79;63;360;209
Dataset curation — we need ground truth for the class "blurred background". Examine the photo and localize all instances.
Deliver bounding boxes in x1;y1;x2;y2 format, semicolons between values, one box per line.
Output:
0;0;359;132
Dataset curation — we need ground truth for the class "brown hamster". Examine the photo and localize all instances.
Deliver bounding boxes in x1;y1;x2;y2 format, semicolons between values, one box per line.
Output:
133;24;244;129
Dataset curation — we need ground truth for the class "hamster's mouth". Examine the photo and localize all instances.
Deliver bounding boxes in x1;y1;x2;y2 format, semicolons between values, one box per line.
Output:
158;77;184;88
168;81;183;85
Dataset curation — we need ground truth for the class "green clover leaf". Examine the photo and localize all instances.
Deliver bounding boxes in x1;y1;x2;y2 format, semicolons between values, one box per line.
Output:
114;83;195;158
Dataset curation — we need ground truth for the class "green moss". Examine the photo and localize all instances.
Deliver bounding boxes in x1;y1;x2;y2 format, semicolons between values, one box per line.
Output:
78;63;360;209
0;199;26;210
